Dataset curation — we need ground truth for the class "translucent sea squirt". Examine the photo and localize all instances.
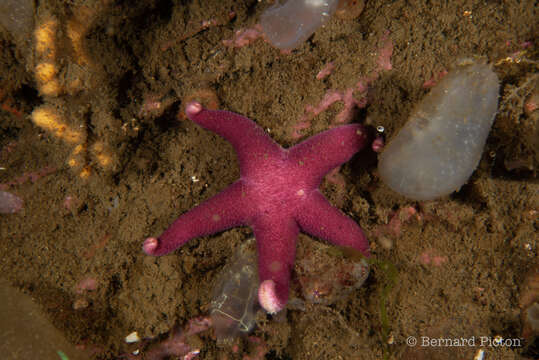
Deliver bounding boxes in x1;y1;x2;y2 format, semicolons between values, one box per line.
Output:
210;238;259;345
260;0;339;50
378;62;500;200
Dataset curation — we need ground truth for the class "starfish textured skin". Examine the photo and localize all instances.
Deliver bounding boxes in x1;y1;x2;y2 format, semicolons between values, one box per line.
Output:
143;101;370;313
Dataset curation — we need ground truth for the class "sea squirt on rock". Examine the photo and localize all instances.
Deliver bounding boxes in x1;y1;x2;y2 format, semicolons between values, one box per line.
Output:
210;238;259;345
378;62;500;200
260;0;339;50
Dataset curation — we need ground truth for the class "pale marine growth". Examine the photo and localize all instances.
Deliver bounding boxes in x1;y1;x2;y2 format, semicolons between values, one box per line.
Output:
260;0;339;50
210;238;259;345
378;62;500;200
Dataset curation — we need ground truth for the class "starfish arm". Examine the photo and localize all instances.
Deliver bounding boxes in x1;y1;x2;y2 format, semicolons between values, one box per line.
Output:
185;102;282;177
295;191;370;257
288;124;368;185
143;180;255;256
253;217;300;313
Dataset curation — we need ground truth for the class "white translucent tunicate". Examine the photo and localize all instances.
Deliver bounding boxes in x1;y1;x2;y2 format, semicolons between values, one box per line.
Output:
260;0;339;50
210;238;259;345
378;63;500;200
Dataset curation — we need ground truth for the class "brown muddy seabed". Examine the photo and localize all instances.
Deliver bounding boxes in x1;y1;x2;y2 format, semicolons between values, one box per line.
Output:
0;0;537;359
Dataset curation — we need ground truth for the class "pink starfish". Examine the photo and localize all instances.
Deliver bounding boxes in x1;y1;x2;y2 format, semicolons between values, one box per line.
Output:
143;102;370;313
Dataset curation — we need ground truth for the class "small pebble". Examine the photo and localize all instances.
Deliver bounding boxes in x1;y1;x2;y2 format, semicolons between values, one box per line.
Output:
125;331;140;343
